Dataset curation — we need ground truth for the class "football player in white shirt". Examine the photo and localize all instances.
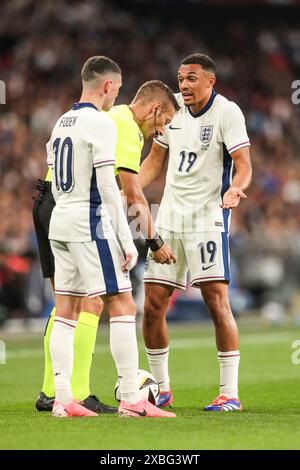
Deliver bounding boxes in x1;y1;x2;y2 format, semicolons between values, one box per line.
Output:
48;56;175;418
140;53;252;411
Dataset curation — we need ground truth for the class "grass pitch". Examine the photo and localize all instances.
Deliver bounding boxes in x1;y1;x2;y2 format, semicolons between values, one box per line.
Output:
0;322;300;450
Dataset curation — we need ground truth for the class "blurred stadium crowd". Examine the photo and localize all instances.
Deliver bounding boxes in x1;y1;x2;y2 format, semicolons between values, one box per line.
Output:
1;0;300;324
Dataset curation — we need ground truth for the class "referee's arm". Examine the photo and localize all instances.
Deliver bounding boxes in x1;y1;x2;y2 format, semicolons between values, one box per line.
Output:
139;142;168;190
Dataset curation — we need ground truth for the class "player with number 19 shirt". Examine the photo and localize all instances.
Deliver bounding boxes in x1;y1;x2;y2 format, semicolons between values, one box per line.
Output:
148;90;250;287
141;53;252;412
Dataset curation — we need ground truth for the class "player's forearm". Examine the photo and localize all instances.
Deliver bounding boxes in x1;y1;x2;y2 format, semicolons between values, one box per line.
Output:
96;166;133;244
127;192;156;239
139;157;161;189
230;147;252;191
139;143;167;189
231;162;252;191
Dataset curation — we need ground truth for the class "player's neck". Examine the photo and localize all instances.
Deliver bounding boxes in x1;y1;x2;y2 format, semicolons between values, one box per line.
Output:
78;91;104;111
189;90;213;115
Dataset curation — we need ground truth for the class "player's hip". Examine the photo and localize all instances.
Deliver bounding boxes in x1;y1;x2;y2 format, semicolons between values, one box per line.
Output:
144;230;230;289
51;238;131;297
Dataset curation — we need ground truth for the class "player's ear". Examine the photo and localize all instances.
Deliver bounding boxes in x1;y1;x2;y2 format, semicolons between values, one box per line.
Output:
208;75;216;87
104;80;113;94
152;100;162;116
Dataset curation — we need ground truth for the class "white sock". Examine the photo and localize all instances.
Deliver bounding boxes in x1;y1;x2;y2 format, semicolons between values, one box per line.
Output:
49;316;77;404
145;346;170;392
110;315;140;405
218;350;240;398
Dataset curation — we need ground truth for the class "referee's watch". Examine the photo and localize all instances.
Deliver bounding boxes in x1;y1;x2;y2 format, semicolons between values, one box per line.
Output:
145;233;164;252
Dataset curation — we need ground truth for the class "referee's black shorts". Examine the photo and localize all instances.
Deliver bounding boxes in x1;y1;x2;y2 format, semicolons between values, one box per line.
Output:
32;181;55;278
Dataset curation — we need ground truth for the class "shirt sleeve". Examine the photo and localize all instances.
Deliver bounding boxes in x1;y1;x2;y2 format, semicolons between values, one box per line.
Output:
114;120;142;174
95;165;134;248
90;116;117;168
46;138;54;168
154;128;169;149
221;101;250;154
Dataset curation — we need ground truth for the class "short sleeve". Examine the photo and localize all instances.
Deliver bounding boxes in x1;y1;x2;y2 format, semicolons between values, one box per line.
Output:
221;101;250;154
114;121;143;174
91;117;117;168
154;128;169;149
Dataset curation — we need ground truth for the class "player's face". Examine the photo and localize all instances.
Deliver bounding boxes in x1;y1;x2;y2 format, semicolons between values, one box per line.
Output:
102;73;122;111
142;104;175;139
153;106;175;138
177;64;215;108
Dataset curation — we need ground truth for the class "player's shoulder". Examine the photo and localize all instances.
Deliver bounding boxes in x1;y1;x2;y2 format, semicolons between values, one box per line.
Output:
174;92;184;110
108;104;128;116
55;105;112;128
215;94;244;116
109;105;140;137
108;105;136;129
81;108;116;135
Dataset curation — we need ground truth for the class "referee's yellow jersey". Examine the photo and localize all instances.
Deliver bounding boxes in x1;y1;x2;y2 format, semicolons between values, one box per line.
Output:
108;104;144;175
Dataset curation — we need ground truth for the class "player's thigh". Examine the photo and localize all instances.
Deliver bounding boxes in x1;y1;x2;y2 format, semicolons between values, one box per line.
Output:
50;240;86;297
32;186;55;278
144;229;188;291
184;231;230;288
68;238;132;297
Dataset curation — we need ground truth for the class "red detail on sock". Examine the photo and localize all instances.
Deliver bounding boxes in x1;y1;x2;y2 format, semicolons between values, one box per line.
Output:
54;319;76;329
146;351;169;356
218;354;240;358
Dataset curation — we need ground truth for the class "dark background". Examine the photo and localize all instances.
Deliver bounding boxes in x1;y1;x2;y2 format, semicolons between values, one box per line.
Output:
1;0;300;326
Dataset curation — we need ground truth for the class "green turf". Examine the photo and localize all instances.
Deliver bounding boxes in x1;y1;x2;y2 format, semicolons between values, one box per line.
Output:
0;323;300;450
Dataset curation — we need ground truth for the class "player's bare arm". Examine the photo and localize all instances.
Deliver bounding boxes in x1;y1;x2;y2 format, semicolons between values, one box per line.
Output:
221;146;252;209
118;169;176;264
139;142;168;190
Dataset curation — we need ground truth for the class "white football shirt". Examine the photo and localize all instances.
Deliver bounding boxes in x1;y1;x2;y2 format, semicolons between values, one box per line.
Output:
47;102;116;242
154;91;250;233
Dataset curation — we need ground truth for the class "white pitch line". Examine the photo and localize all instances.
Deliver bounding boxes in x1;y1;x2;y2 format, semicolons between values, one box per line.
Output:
170;332;294;349
4;331;295;360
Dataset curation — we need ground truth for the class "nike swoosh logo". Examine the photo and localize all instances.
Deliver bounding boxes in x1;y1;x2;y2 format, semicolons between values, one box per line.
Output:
169;125;181;130
123;408;147;417
202;264;216;271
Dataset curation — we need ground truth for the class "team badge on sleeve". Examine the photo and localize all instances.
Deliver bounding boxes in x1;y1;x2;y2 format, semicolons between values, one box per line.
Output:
200;125;213;143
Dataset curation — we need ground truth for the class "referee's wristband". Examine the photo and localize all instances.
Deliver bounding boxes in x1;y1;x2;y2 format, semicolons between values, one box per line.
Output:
145;234;164;252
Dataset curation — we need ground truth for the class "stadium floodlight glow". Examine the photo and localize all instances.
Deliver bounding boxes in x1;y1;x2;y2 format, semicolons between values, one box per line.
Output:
0;80;6;104
0;340;6;364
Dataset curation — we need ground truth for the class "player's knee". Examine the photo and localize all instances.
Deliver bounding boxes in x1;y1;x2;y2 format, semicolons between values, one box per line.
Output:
123;296;137;316
208;300;233;328
108;293;137;317
81;296;103;317
202;291;231;320
144;293;165;320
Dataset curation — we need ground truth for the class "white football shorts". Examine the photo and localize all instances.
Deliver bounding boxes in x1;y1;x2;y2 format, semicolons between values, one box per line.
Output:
51;238;132;297
144;230;230;290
